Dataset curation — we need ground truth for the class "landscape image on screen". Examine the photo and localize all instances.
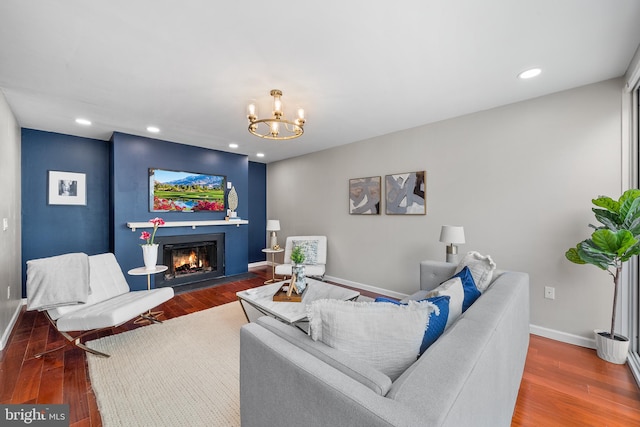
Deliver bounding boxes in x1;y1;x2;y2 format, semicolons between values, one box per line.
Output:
149;168;226;212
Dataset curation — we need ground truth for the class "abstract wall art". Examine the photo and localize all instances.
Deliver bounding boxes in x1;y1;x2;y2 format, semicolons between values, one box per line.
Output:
349;176;381;215
385;171;426;215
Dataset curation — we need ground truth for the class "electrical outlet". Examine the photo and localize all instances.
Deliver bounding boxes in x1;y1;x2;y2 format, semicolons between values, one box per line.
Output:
2;218;7;231
544;286;555;300
7;286;10;300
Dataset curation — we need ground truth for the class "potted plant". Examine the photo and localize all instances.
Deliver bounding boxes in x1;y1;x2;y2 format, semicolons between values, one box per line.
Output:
565;189;640;364
290;246;307;294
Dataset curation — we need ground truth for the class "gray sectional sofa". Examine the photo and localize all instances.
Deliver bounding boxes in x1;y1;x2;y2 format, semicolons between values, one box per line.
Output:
240;260;530;427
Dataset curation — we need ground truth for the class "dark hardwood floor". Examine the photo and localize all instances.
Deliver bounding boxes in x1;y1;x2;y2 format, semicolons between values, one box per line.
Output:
1;265;639;426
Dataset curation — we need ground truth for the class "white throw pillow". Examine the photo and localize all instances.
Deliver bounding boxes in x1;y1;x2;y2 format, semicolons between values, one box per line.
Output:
455;251;496;292
307;299;432;381
292;239;319;265
426;277;464;328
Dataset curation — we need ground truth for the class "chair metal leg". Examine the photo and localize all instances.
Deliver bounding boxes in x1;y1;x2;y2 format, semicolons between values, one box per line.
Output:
35;312;111;358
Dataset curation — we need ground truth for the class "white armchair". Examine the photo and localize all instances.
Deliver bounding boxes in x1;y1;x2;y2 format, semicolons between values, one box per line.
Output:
274;236;327;280
26;252;174;358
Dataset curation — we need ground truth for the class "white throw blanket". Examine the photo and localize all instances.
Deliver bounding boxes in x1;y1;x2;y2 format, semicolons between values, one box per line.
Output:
26;252;90;311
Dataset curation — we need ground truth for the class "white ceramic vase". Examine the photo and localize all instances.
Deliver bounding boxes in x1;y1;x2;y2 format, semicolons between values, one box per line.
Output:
292;264;306;294
594;329;630;364
142;244;159;270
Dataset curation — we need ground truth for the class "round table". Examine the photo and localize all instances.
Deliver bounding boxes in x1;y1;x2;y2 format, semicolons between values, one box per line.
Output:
262;248;284;284
128;265;169;324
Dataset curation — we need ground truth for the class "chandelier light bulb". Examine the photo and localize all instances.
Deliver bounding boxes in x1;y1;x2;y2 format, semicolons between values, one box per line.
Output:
247;103;257;118
272;92;283;117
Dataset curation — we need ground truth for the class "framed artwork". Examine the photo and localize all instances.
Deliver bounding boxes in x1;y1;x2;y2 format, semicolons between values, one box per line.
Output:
149;168;226;212
48;171;87;206
385;171;426;215
349;176;381;215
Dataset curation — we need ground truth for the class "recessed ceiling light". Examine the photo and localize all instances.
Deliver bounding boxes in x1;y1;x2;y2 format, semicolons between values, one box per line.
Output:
229;143;239;149
147;126;160;133
256;153;265;158
518;68;542;80
75;118;92;126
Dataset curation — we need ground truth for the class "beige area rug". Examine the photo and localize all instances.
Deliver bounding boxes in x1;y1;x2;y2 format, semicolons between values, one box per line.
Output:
86;301;247;427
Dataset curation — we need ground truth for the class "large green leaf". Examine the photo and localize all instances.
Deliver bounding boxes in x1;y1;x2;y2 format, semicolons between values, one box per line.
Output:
592;196;619;213
620;196;640;224
591;229;636;256
592;208;621;230
577;243;613;270
618;189;640;207
625;216;640;237
565;247;586;264
621;242;640;262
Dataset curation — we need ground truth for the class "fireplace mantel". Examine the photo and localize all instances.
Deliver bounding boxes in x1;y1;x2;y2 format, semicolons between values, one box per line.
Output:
127;220;248;231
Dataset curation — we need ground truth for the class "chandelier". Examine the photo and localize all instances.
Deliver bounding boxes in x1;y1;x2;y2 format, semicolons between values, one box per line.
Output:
247;89;305;140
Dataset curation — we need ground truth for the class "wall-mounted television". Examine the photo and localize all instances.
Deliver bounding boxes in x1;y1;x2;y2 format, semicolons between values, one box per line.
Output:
149;168;226;212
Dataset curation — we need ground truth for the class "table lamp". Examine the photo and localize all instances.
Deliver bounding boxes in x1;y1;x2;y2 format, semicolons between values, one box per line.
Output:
439;225;465;263
266;220;281;249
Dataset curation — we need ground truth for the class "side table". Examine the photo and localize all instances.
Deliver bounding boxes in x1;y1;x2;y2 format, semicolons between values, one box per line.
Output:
262;248;284;284
128;265;169;324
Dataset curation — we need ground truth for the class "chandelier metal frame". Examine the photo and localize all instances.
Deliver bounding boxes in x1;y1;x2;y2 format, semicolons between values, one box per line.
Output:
247;89;305;140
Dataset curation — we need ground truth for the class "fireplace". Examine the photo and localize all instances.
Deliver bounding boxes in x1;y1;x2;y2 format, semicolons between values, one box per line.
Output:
155;233;225;288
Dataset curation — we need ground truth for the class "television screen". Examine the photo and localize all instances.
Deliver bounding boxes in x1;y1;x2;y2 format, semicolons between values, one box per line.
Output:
149;168;226;212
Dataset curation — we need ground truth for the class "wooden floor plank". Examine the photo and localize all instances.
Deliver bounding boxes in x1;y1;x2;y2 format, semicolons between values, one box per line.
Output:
1;266;638;426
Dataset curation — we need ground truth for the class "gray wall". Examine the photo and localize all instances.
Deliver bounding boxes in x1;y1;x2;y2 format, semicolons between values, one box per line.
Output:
0;90;22;349
267;78;623;342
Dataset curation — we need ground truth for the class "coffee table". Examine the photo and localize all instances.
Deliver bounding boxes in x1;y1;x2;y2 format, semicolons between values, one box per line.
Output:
237;278;360;329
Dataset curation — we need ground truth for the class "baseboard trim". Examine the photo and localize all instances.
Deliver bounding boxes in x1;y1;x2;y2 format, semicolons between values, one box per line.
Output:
324;275;409;300
248;261;268;268
529;324;596;349
0;301;23;351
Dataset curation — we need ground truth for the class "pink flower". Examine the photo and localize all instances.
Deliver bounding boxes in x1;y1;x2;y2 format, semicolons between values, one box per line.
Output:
139;217;164;245
150;217;165;226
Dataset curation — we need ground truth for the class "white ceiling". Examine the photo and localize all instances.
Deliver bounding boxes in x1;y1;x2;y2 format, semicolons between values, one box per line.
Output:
1;1;640;164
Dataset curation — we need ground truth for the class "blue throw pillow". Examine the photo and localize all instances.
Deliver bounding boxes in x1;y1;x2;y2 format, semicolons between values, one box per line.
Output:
419;295;449;352
450;266;481;312
374;295;450;355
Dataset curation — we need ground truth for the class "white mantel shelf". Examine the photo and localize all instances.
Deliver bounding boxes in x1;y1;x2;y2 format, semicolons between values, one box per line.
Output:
127;220;248;231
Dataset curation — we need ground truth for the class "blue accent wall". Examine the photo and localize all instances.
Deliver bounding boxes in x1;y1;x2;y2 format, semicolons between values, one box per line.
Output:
20;129;267;295
21;129;111;296
111;132;250;290
248;161;267;263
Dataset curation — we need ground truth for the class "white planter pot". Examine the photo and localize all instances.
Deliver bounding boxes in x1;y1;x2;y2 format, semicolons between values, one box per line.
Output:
142;244;159;270
594;329;629;364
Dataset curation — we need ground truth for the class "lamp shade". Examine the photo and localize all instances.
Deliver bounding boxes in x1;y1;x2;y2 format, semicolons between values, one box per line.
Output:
439;225;465;244
266;220;281;231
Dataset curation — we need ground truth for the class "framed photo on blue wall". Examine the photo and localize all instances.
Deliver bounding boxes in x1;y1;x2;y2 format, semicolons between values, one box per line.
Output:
48;170;87;206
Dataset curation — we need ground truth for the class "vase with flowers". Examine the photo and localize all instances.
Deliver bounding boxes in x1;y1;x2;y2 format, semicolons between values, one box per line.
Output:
140;217;165;270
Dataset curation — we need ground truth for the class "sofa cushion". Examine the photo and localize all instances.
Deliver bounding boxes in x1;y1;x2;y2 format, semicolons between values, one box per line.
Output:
255;316;392;395
292;239;319;265
426;267;480;328
307;299;431;381
374;295;450;355
454;251;496;292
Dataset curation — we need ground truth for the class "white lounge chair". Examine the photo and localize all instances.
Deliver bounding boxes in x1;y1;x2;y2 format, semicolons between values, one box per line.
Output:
26;252;174;358
274;236;327;280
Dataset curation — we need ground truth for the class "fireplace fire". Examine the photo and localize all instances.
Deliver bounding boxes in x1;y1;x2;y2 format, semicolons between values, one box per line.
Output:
155;233;225;288
171;246;213;277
